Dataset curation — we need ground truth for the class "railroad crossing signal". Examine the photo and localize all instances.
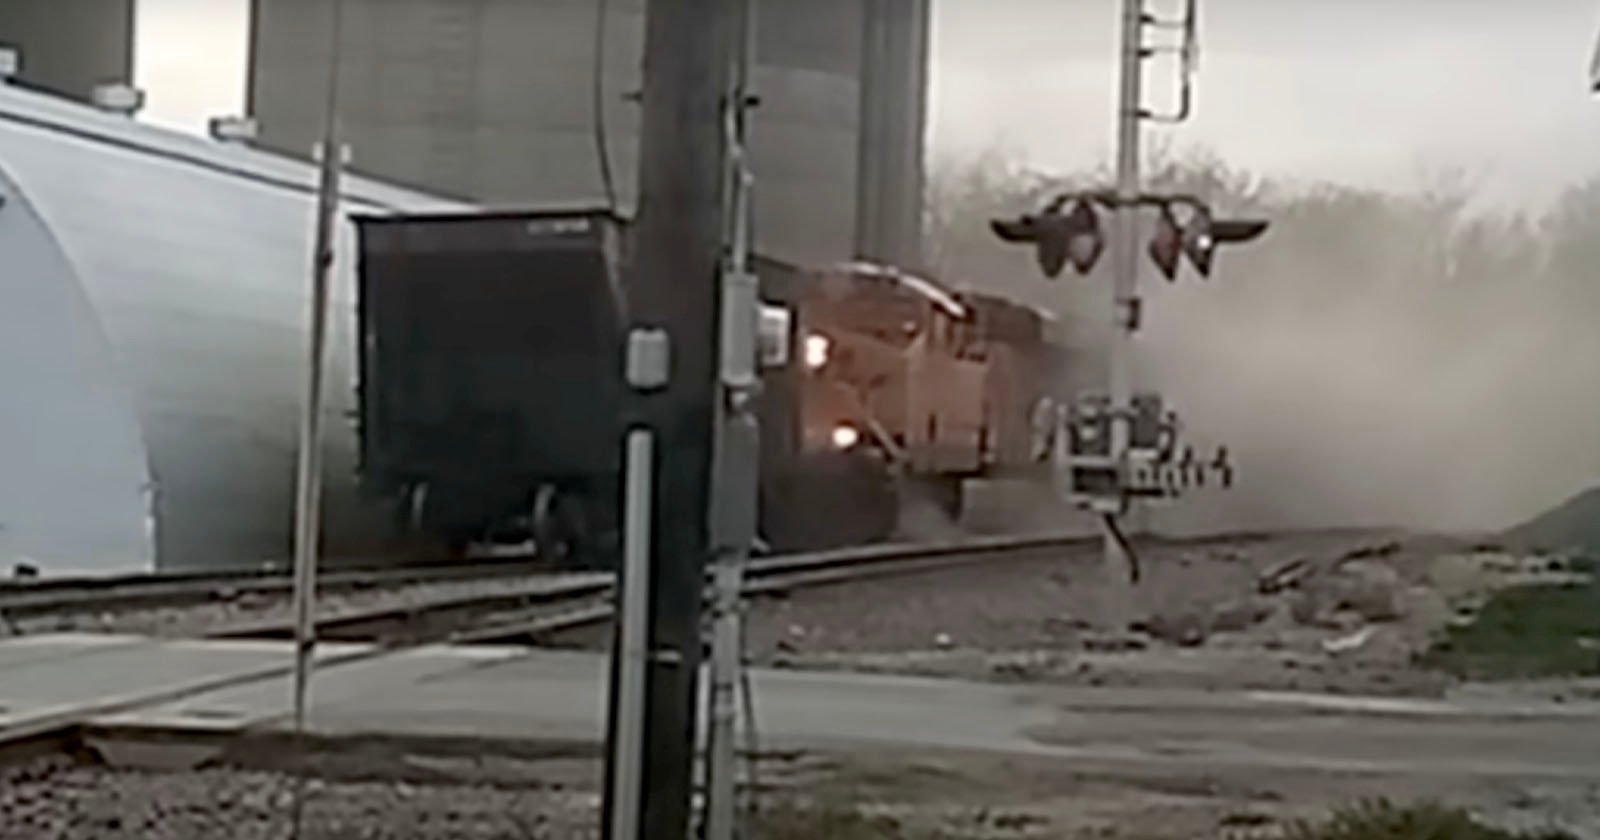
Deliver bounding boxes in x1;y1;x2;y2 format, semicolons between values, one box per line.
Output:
992;193;1267;281
990;197;1104;278
988;0;1269;597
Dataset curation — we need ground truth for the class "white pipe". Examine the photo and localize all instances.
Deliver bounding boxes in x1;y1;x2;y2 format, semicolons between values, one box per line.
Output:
1101;0;1146;628
290;0;347;734
608;428;656;840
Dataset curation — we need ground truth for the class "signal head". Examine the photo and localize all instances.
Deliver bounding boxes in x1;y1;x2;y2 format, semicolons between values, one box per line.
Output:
1148;205;1184;281
990;216;1039;244
1180;205;1268;278
991;197;1106;278
1059;199;1106;275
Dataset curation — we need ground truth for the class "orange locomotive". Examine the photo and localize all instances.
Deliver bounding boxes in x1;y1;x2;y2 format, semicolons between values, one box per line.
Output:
759;259;1067;549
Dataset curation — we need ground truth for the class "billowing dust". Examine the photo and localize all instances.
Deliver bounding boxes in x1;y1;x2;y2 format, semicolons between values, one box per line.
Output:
929;152;1600;536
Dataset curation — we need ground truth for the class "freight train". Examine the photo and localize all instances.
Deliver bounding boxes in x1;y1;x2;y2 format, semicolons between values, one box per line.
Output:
354;210;1068;566
0;80;1066;577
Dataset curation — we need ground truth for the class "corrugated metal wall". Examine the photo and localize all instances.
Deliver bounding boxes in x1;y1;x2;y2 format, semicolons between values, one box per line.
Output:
0;0;135;101
247;0;926;268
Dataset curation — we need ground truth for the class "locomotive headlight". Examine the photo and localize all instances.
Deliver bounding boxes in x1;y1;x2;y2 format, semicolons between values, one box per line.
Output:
804;333;831;370
830;424;861;450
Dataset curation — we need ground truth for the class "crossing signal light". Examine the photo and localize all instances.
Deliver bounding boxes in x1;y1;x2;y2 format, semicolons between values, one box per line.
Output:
991;199;1105;278
1180;205;1268;279
1148;206;1184;281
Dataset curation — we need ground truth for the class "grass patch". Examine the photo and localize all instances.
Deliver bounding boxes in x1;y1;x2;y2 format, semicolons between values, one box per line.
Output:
1287;800;1575;840
1419;579;1600;680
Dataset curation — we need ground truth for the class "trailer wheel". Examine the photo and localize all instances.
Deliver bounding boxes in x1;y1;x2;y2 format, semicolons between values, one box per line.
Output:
533;484;592;569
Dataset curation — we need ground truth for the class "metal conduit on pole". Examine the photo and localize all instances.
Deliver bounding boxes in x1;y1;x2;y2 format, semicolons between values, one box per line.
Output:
606;427;658;840
286;1;346;835
290;0;346;743
1098;0;1147;631
705;0;760;836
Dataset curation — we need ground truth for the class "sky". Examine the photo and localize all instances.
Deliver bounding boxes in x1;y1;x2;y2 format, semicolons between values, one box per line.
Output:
134;0;1600;208
930;0;1600;205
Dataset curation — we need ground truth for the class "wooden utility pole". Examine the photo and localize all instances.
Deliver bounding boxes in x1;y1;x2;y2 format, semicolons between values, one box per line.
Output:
601;0;734;837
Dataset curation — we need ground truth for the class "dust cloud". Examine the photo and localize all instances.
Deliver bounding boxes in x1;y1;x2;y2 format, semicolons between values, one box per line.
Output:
930;153;1600;536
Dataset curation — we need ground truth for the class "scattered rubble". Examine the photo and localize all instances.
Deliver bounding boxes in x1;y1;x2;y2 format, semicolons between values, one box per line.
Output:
1321;626;1377;656
1285;559;1405;629
1207;598;1274;633
1138;610;1209;647
737;532;1587;697
1079;631;1149;653
1339;540;1402;562
1330;560;1406;622
1257;557;1311;594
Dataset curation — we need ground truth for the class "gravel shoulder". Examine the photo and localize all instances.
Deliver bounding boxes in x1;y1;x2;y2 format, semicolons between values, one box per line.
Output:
5;739;1595;840
737;531;1588;698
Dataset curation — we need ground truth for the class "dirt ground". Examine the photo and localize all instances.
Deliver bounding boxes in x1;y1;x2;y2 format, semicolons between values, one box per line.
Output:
732;531;1589;698
3;740;1594;840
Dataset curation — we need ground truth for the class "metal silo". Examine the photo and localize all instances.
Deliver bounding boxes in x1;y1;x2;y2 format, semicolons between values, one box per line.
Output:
0;0;134;102
247;0;928;267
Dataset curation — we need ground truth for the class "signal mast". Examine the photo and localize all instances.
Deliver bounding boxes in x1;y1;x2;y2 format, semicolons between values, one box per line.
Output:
992;0;1268;620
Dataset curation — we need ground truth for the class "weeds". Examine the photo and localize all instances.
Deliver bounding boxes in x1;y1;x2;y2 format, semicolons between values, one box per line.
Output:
1285;800;1575;840
1419;579;1600;680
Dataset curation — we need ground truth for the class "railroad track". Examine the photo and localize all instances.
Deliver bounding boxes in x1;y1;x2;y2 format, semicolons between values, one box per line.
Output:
0;528;1405;756
0;554;546;622
260;528;1398;647
199;532;1092;645
4;528;1381;638
0;533;1089;755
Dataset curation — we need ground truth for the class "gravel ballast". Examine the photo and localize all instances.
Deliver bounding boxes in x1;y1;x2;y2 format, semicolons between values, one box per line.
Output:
0;755;598;840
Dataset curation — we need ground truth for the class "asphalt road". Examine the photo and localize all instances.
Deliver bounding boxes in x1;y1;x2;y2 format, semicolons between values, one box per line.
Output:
0;635;1582;787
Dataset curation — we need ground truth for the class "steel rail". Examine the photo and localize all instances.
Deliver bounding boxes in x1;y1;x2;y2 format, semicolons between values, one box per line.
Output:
277;532;1100;645
229;527;1396;645
0;556;544;619
0;533;1086;755
1;527;1393;623
0;528;1409;758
